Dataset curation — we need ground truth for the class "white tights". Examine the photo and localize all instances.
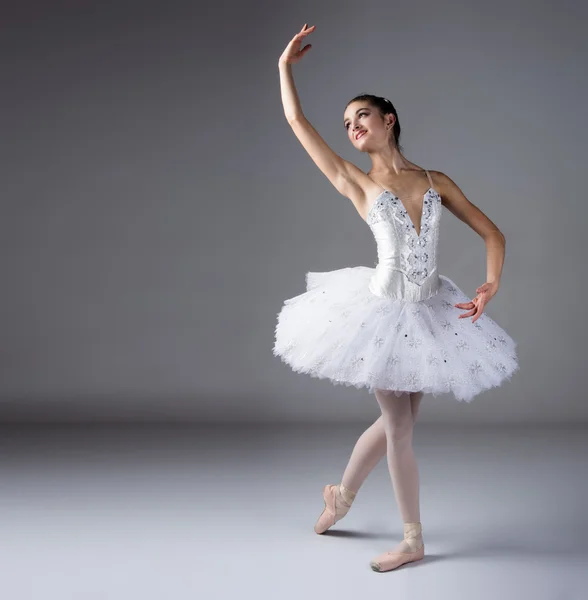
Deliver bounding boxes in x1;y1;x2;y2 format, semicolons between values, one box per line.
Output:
340;390;424;523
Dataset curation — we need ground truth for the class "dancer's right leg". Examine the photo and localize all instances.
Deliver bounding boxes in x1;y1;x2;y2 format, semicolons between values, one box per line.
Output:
341;416;386;492
315;415;386;533
314;390;425;534
342;390;424;492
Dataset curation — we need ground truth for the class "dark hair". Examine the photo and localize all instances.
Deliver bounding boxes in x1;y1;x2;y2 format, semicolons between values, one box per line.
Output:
345;94;403;152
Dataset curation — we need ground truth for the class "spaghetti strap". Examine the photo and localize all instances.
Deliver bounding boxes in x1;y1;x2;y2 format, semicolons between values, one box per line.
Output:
369;175;387;193
373;171;434;193
424;169;434;190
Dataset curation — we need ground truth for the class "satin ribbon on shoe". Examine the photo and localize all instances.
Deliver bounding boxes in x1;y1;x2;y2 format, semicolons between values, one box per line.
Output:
370;522;425;572
314;484;356;534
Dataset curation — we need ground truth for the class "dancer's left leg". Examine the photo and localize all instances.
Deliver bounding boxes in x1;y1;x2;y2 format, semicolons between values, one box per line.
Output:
370;388;425;572
374;389;420;524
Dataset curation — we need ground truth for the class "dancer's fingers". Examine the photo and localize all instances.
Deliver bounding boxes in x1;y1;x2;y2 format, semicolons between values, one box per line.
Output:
454;301;474;309
471;299;487;323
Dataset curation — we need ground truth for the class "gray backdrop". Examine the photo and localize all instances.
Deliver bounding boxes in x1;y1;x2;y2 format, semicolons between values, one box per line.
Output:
2;0;586;423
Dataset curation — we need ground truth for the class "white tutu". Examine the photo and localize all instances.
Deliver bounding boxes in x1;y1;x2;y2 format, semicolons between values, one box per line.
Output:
273;266;519;402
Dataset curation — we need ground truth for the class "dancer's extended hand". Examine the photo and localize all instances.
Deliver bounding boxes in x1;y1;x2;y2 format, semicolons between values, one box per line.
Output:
279;23;315;66
454;281;498;323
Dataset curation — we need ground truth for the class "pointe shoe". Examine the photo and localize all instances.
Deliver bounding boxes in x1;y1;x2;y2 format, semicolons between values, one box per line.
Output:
314;484;356;534
370;522;425;572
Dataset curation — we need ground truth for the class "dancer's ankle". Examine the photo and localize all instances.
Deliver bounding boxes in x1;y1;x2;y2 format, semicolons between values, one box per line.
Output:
338;484;357;505
403;521;423;551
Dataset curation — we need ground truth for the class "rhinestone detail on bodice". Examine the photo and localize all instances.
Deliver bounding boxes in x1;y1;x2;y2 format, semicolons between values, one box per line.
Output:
366;188;442;299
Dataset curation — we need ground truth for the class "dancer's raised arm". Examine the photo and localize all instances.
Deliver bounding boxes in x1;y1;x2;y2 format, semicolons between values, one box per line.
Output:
278;24;372;215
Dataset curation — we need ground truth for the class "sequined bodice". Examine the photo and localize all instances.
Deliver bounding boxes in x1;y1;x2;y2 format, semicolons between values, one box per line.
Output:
366;188;442;302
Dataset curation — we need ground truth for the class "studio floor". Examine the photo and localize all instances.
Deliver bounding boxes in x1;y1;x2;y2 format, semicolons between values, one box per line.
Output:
0;422;586;600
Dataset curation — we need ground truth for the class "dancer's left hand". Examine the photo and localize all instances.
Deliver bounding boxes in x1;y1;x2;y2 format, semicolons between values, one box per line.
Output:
454;281;499;323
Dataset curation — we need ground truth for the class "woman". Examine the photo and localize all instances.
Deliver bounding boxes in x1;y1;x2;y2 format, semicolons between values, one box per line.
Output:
273;24;519;572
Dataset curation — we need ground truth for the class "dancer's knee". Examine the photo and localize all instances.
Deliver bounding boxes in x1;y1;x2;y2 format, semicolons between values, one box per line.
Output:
374;389;414;445
387;418;414;446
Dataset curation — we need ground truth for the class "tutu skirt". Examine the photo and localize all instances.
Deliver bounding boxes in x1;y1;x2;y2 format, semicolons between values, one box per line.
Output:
273;266;519;402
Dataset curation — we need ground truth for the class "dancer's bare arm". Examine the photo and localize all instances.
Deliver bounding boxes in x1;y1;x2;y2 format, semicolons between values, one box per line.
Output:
436;171;505;313
436;172;505;258
278;24;373;216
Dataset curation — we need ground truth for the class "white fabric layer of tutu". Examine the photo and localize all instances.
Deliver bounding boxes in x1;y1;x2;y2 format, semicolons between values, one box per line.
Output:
273;266;519;402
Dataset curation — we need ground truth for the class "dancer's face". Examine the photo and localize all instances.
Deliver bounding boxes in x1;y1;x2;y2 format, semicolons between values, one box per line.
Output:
343;101;394;151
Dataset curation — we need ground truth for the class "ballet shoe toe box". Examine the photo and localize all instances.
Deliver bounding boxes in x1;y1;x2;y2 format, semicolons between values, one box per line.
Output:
369;545;425;572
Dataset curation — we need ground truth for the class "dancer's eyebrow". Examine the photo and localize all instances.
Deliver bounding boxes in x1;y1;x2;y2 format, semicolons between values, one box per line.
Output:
343;107;370;127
